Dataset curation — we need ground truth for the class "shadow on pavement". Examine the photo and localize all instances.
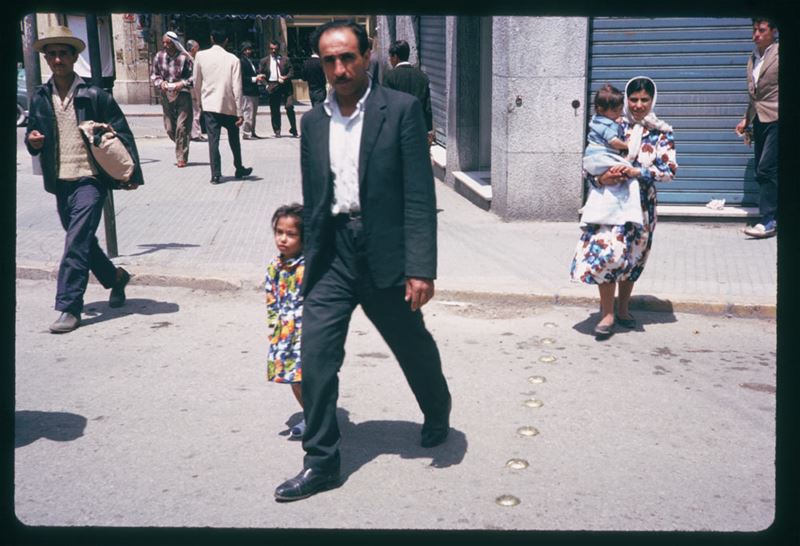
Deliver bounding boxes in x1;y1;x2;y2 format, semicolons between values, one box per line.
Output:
80;298;180;328
573;308;678;337
336;408;467;479
15;410;87;448
126;243;201;257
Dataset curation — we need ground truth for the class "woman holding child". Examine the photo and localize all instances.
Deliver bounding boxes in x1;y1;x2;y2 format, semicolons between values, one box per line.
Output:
570;76;678;339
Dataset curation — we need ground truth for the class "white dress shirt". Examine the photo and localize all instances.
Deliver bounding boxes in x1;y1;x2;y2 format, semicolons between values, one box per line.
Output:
752;43;775;87
323;80;372;215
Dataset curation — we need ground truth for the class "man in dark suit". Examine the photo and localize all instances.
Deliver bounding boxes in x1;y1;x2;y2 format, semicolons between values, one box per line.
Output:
302;38;326;107
260;40;298;137
274;20;451;502
384;39;434;147
240;41;265;139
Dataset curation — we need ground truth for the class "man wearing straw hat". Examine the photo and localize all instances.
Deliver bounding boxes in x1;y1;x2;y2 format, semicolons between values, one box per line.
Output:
151;31;194;168
25;25;144;334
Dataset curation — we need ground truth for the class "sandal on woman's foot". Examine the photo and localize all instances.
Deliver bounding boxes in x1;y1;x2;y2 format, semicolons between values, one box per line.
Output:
615;313;636;329
594;321;613;338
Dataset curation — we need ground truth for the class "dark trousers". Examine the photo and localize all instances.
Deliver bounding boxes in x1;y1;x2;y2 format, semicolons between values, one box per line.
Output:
54;177;118;315
268;86;297;133
204;112;244;178
753;117;778;224
301;217;451;472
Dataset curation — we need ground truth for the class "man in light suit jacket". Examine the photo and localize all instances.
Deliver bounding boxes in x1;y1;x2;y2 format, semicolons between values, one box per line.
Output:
273;20;451;502
737;18;779;239
192;28;252;184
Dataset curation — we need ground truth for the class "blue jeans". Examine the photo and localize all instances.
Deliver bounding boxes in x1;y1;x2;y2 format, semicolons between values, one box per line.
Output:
753;117;778;224
54;177;117;314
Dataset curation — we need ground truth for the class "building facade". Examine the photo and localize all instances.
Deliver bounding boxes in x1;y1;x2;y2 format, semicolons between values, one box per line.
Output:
378;15;761;221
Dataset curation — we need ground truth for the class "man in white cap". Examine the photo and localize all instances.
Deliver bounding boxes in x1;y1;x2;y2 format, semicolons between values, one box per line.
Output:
25;25;144;333
151;31;194;167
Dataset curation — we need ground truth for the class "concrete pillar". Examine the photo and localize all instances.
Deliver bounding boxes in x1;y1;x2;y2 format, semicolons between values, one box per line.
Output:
110;14;155;104
444;17;481;190
491;17;588;221
394;16;419;65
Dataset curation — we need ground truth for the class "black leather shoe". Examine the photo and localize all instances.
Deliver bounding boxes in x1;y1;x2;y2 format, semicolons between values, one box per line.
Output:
109;268;130;308
274;131;281;138
234;167;253;179
50;312;80;333
289;129;298;138
274;467;341;502
210;176;221;185
421;397;451;448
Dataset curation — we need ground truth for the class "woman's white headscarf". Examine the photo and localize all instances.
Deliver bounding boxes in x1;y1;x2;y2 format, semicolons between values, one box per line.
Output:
623;76;672;162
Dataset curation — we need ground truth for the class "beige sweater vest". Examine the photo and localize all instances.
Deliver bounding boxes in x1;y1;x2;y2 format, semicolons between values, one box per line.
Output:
53;93;97;181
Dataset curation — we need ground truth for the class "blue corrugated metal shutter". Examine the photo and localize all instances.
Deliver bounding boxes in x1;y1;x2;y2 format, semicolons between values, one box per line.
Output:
589;18;757;206
419;16;447;146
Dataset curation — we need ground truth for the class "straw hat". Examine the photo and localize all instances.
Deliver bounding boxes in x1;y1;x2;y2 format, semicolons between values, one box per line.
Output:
34;25;86;54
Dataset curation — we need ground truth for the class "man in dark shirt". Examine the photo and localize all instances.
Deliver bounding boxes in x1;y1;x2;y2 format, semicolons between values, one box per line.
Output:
383;40;434;146
302;40;326;107
240;41;265;139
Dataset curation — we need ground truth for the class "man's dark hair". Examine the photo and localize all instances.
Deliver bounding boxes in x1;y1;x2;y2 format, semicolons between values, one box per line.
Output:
270;40;280;48
272;203;304;237
210;28;228;45
625;77;655;100
311;20;370;56
752;17;777;30
388;40;410;62
594;84;624;112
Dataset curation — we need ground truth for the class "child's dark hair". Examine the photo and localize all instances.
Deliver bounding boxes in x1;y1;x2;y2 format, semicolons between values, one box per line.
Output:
271;203;304;237
594;84;624;113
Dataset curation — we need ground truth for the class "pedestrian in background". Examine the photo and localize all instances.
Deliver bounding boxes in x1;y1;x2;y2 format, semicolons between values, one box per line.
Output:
186;39;206;142
260;40;298;137
737;17;779;239
25;26;143;333
192;28;252;185
240;41;265;139
151;31;194;168
302;38;326;107
384;39;434;146
265;204;306;441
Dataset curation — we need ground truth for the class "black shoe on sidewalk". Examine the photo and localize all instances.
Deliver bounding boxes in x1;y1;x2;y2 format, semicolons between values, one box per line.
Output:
274;468;341;502
234;167;253;179
210;176;221;185
109;268;131;308
50;312;81;334
289;129;298;138
420;397;451;447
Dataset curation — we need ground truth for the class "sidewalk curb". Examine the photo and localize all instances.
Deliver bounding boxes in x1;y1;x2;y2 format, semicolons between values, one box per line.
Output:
17;265;776;319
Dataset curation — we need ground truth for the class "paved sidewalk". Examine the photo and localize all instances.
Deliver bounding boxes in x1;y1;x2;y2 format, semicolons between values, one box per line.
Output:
15;104;777;318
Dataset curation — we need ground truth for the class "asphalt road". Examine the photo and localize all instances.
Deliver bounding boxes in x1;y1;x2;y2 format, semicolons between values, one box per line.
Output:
14;278;776;531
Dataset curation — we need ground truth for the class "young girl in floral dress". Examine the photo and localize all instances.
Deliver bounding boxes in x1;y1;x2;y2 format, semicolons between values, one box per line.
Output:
265;203;305;439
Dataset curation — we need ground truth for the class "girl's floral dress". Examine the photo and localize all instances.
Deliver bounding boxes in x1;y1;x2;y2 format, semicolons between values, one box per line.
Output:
570;119;677;284
265;254;304;383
